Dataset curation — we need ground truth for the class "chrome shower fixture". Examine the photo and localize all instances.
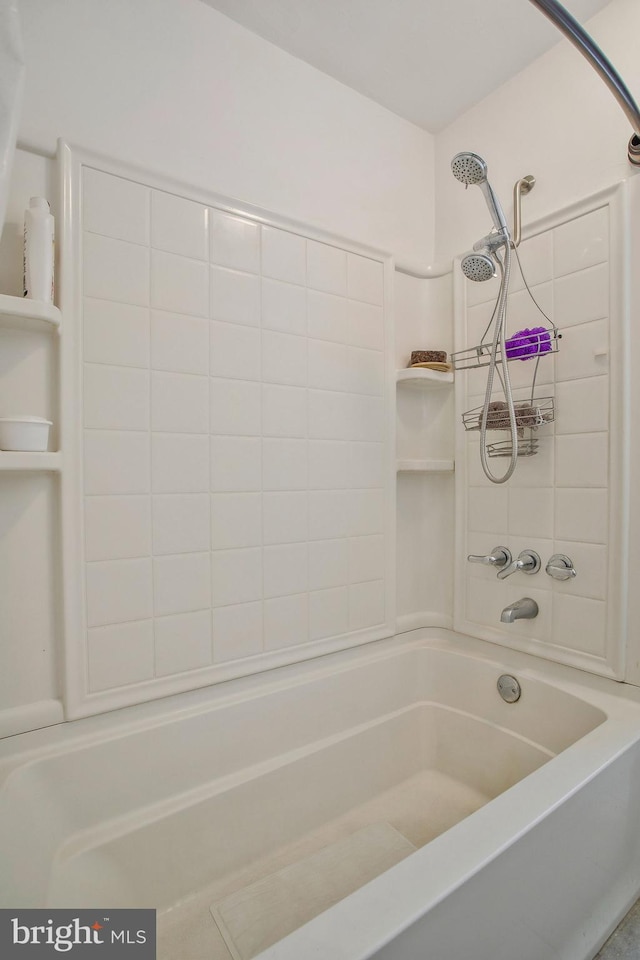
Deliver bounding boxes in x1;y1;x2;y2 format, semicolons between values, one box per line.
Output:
451;152;510;236
452;150;518;482
460;250;496;283
460;230;507;282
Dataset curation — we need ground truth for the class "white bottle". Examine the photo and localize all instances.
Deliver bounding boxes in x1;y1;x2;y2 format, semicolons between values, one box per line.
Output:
23;197;54;303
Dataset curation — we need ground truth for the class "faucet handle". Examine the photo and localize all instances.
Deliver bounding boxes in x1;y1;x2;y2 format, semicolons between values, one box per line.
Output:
467;546;511;568
545;554;577;581
497;549;541;580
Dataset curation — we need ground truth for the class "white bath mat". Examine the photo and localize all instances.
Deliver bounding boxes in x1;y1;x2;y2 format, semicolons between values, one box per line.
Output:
210;821;416;960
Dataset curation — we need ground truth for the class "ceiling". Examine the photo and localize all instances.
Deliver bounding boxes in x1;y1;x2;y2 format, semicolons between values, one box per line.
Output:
201;0;610;132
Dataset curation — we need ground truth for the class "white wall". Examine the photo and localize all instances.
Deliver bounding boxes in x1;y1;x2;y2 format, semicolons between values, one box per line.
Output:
435;0;640;261
17;0;434;267
0;0;434;734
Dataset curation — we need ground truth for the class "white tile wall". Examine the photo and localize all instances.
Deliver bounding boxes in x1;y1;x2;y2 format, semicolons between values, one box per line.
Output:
151;250;209;317
210;379;261;436
153;552;211;617
81;167;389;694
262;227;306;284
152;494;211;555
84;364;149;431
84;496;152;562
87;621;155;692
210;211;260;274
84;299;149;368
212;602;262;663
84;233;150;306
553;207;608;277
151;191;209;261
210;492;262;551
310;587;349;640
84;432;150;495
307;241;347;296
210;266;260;327
151;434;209;493
151;311;209;375
86;559;153;627
264;594;309;649
461;202;616;675
262;279;307;336
83;169;150;246
154;610;212;676
210;547;262;608
151;372;209;434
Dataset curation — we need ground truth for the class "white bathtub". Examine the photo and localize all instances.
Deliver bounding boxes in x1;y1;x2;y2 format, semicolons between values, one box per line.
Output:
2;629;640;960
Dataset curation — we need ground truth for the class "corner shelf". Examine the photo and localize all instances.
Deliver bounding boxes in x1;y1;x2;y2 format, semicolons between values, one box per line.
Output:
396;368;453;387
0;294;61;333
397;459;454;473
0;452;62;472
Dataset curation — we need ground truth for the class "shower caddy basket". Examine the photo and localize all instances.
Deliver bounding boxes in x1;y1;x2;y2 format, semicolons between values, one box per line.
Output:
453;324;560;458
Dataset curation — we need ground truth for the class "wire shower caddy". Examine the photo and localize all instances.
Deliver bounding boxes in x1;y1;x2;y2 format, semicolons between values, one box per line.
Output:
455;299;560;458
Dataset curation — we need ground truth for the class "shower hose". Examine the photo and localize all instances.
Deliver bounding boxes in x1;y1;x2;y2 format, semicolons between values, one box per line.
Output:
479;242;519;484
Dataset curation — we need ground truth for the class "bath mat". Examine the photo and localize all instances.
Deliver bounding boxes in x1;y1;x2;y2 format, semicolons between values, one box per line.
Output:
210;821;416;960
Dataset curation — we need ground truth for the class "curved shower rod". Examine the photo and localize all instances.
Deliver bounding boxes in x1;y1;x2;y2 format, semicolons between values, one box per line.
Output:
528;0;640;165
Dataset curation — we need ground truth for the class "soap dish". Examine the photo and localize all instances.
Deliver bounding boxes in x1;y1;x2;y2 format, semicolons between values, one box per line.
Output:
409;361;453;372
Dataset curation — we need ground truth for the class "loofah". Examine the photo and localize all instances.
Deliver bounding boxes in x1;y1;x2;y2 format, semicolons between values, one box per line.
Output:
504;327;552;360
479;401;524;437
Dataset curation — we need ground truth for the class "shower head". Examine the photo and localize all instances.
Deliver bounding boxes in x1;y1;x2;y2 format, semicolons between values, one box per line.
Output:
451;151;510;235
461;250;497;282
451;152;488;186
460;230;507;282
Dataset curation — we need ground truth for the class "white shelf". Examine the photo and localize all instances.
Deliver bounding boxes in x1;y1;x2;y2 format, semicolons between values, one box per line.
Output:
397;459;455;473
0;294;61;332
0;451;62;472
396;368;453;387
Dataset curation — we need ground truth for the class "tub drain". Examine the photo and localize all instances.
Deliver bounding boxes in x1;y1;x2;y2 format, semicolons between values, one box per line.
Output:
497;674;521;703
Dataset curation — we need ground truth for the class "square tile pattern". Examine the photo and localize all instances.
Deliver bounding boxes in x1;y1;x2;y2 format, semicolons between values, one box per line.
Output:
463;206;613;664
81;170;388;692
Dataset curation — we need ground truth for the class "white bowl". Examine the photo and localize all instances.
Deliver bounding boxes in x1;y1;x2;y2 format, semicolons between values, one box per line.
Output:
0;416;52;452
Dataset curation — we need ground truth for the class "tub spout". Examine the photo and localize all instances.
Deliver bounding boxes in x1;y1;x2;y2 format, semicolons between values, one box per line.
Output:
500;597;539;623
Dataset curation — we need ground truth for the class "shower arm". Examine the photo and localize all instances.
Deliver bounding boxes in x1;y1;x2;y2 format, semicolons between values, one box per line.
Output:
527;0;640;165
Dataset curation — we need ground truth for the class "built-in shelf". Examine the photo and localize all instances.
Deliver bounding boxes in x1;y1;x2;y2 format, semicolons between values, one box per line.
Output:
0;294;61;333
397;459;455;473
0;451;62;472
396;368;453;387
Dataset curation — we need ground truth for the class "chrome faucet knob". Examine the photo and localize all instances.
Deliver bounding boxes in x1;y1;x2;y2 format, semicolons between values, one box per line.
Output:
467;546;511;568
496;549;541;580
545;554;577;581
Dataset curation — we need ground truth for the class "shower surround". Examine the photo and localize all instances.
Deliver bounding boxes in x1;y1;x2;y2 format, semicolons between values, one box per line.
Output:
455;183;627;680
59;144;395;719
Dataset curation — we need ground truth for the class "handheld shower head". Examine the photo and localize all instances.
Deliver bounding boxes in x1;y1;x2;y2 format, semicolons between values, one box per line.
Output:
451;151;509;235
451;152;488;186
461;251;496;282
460;230;507;282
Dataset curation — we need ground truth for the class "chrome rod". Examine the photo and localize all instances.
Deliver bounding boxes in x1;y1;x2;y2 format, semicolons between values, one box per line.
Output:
528;0;640;164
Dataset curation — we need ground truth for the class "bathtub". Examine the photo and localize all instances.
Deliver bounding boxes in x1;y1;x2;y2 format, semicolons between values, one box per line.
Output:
2;629;640;960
